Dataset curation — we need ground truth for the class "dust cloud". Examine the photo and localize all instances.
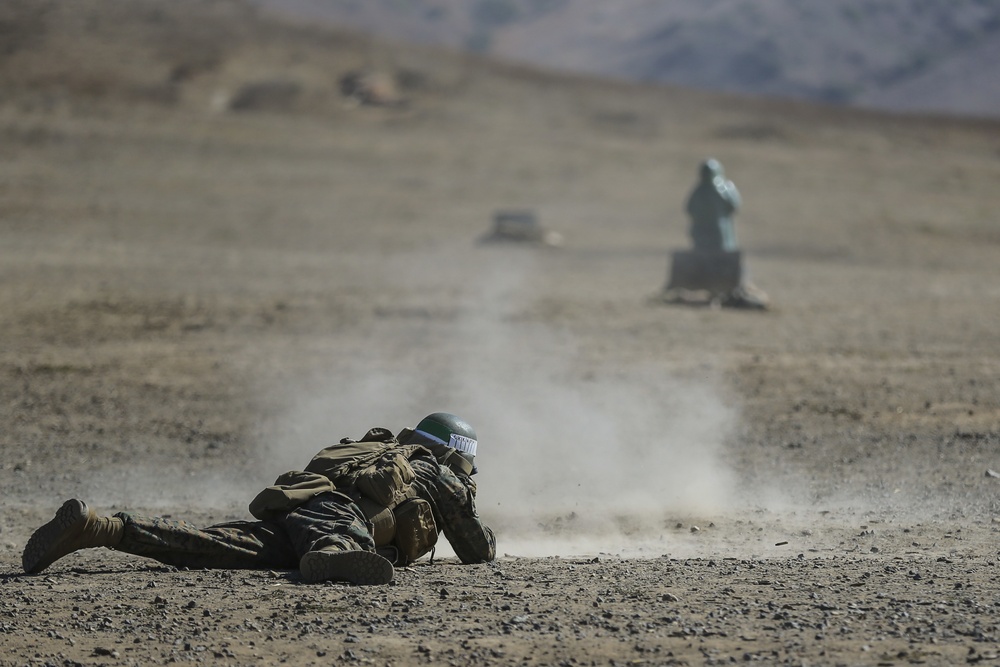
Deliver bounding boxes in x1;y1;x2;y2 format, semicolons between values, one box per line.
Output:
257;242;740;558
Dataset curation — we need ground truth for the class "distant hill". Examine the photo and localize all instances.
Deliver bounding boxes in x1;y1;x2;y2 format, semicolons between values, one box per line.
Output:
252;0;1000;119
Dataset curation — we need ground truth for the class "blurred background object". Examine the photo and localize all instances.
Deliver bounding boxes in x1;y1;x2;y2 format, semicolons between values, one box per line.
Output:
479;210;563;247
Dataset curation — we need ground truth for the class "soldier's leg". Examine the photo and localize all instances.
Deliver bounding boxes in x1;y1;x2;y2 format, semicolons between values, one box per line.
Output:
23;499;125;574
23;499;296;574
114;513;298;571
282;492;393;585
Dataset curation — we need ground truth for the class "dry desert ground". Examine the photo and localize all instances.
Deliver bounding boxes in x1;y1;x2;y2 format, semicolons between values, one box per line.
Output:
2;3;1000;665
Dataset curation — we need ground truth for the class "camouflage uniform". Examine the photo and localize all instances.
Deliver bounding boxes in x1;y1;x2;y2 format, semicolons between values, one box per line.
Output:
111;452;495;570
408;458;495;564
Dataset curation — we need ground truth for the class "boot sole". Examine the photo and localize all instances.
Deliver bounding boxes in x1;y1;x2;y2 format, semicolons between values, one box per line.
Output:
22;499;89;574
299;550;394;585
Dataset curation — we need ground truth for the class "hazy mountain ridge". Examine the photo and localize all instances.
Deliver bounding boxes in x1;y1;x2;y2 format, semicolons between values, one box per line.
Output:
254;0;1000;118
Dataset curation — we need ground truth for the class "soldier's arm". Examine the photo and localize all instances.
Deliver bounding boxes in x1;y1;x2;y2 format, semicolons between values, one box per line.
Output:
724;180;742;213
411;459;496;564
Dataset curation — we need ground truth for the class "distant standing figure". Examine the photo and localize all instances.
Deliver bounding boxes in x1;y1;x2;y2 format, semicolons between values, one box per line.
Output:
662;158;768;309
685;158;741;252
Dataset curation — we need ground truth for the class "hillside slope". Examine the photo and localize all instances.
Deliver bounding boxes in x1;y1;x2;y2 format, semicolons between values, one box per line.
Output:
254;0;1000;118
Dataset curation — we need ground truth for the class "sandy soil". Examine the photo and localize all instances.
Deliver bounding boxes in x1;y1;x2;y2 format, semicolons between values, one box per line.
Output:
2;3;1000;665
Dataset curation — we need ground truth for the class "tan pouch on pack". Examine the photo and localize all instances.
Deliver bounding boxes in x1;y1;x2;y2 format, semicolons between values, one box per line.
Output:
248;470;335;520
393;498;438;564
357;496;397;547
355;450;416;507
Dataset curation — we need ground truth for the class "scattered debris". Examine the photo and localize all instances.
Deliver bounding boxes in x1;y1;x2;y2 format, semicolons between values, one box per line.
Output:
340;69;404;107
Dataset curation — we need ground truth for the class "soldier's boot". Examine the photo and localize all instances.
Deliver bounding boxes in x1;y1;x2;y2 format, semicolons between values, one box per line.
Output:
22;499;124;574
299;547;394;585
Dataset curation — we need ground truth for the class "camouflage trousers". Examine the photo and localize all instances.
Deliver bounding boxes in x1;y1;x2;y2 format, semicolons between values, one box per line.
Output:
113;492;375;570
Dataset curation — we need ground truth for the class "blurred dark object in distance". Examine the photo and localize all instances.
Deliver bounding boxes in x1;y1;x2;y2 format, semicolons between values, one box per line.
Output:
340;69;405;107
661;250;769;310
667;250;742;293
228;79;302;112
479;210;563;247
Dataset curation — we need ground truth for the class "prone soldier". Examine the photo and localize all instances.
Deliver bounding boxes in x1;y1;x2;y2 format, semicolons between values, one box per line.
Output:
22;412;495;585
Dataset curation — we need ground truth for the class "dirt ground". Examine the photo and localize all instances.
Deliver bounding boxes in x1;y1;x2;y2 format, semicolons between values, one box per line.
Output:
2;3;1000;665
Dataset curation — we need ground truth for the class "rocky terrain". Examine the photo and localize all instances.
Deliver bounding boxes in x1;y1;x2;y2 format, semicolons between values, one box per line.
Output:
2;1;1000;665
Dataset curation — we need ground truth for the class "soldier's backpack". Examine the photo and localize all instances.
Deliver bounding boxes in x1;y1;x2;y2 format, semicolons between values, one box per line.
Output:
248;427;439;563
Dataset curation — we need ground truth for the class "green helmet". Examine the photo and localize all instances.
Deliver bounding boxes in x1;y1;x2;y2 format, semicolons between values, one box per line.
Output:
412;412;478;473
